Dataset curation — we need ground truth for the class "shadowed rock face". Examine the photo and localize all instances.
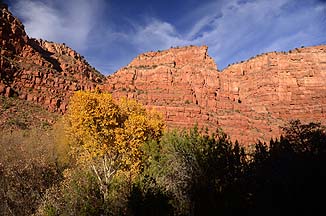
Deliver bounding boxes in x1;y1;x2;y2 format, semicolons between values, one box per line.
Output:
0;5;105;113
1;4;325;144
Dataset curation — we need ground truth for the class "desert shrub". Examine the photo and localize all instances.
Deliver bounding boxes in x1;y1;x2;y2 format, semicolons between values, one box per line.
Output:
128;181;173;216
132;120;326;215
6;99;324;216
0;128;63;215
37;168;131;216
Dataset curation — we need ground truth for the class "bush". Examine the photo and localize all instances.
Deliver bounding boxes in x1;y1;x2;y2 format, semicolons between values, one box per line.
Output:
37;168;130;216
135;121;326;215
139;127;248;215
0;129;63;215
3;98;325;216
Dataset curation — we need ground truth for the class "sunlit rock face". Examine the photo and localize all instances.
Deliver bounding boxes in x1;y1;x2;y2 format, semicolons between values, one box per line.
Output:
104;45;326;145
1;4;325;144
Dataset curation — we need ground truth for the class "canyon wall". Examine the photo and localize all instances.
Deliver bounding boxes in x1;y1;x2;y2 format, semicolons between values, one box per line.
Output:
104;45;326;144
1;4;326;144
0;4;104;113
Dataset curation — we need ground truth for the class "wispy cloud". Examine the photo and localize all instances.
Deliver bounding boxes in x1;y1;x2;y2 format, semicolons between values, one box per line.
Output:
10;0;326;74
130;19;186;52
11;0;106;51
121;0;325;69
182;0;326;68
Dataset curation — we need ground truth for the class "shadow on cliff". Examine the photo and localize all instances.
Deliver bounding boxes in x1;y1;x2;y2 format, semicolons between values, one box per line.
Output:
28;39;63;72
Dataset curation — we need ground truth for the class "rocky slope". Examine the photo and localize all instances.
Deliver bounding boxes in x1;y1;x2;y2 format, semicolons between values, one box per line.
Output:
0;4;104;113
1;3;325;144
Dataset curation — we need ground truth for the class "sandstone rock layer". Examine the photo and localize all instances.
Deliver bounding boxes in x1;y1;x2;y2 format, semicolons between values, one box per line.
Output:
1;4;326;144
0;4;104;113
104;45;326;144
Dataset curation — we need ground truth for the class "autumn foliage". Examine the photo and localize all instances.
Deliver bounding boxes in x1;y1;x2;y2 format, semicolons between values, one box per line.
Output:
66;91;164;176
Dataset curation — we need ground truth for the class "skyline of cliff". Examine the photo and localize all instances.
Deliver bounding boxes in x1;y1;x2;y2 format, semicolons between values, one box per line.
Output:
6;0;326;74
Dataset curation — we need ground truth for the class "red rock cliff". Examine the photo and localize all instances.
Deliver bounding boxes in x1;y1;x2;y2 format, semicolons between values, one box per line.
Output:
104;45;221;130
104;45;326;144
0;4;104;113
1;4;325;145
219;46;326;143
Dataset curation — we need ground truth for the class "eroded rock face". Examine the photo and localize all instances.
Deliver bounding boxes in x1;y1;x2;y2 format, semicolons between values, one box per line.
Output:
104;45;221;130
218;46;326;144
0;5;104;113
104;45;326;144
1;4;325;145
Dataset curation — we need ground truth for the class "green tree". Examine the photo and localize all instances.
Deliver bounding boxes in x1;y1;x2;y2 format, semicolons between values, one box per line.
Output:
282;120;326;154
247;120;326;215
139;127;248;215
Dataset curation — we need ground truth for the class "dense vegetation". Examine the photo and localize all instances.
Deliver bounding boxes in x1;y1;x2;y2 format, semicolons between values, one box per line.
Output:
0;91;325;215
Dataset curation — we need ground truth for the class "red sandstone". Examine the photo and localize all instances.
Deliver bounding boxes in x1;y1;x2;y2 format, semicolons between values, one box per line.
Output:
1;4;326;144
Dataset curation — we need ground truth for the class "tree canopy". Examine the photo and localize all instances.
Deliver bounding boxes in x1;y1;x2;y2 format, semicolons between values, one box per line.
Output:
66;90;165;177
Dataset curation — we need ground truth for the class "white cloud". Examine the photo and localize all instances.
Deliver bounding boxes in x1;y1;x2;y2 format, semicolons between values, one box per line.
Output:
12;0;106;51
186;0;290;65
186;15;214;40
118;0;325;70
178;0;325;69
10;0;326;74
131;19;186;52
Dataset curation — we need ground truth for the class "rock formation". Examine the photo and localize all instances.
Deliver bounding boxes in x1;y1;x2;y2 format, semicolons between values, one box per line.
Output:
104;45;220;129
1;4;325;144
219;46;326;144
104;45;326;144
0;4;104;113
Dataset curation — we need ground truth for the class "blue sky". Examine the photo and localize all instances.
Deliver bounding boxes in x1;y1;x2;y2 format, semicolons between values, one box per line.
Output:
6;0;326;75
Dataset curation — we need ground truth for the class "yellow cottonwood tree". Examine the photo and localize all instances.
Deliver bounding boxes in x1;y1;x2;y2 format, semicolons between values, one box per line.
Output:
65;91;164;183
